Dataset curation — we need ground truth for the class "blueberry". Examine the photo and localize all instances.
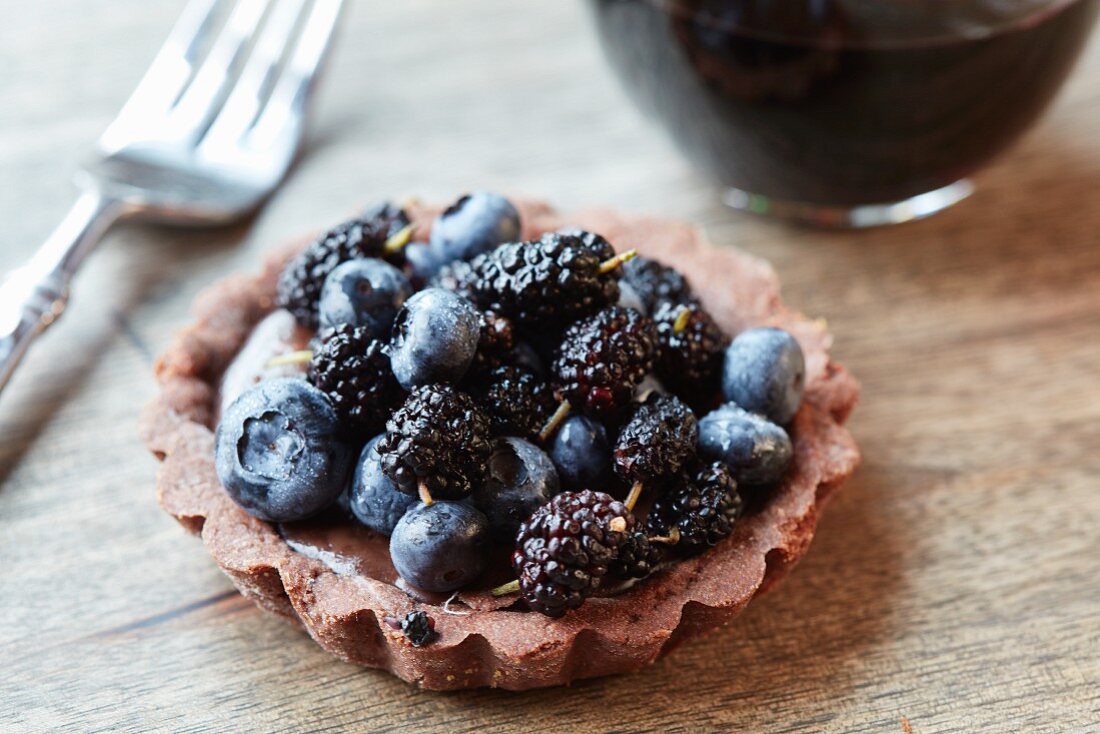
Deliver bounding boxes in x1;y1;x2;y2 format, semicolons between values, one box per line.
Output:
698;403;793;486
722;327;805;425
388;288;481;389
348;435;416;535
389;501;490;592
318;258;412;338
403;241;444;289
215;378;353;522
473;438;560;541
549;415;613;491
429;192;521;261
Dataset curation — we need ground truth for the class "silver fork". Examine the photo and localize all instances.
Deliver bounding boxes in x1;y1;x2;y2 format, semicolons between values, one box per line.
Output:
0;0;344;395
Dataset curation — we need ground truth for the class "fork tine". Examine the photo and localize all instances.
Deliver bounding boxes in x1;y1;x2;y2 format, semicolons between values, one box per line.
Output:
201;0;308;151
167;0;272;142
99;0;224;152
246;0;344;153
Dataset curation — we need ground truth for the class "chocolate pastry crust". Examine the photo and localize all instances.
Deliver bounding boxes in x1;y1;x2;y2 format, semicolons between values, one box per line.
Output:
140;200;860;691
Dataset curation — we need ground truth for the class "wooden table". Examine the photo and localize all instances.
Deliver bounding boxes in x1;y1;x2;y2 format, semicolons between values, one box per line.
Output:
3;2;1098;732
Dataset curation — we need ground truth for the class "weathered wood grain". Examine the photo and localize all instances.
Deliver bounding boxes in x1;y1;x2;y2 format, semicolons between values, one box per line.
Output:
2;1;1099;732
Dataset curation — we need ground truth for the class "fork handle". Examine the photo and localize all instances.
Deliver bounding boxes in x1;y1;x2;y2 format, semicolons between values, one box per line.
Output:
0;189;128;396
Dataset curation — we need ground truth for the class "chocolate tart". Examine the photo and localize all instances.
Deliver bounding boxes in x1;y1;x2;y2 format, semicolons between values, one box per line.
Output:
140;199;860;691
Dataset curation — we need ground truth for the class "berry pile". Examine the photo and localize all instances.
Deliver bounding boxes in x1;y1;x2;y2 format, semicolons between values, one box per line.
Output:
215;193;807;622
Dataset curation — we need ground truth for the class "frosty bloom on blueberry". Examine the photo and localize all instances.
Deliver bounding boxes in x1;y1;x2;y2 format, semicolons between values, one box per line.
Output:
390;501;491;593
388;288;481;390
318;258;411;337
215;378;353;523
549;414;612;492
348;435;416;536
698;403;793;486
722;327;806;425
473;437;560;542
429;191;521;262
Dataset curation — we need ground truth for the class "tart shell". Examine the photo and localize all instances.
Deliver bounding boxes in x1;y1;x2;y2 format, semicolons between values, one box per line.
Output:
140;200;860;691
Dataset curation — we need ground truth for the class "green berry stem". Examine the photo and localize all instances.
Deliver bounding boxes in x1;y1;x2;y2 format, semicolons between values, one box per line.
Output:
490;579;520;597
624;481;644;511
598;249;638;275
383;223;415;254
265;349;313;368
537;400;572;442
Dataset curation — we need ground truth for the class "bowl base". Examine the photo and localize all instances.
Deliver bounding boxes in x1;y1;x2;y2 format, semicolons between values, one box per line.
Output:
723;179;974;229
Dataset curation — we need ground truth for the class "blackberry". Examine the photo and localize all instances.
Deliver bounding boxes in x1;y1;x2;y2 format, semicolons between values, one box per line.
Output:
620;256;694;315
277;210;406;328
430;259;479;302
308;324;404;437
468;310;516;377
552;307;657;419
470;365;556;440
399;611;437;647
469;232;623;328
557;228;616;261
511;490;632;617
653;301;729;401
609;530;664;579
613;394;698;488
646;462;743;554
377;385;492;501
